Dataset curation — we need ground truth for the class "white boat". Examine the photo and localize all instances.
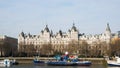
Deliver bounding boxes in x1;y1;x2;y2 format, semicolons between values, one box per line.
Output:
107;56;120;66
0;59;11;67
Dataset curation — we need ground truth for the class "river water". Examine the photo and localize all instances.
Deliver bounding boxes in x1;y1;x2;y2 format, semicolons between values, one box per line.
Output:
1;64;119;68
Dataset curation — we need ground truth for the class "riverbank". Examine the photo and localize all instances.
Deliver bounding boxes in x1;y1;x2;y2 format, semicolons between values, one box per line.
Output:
0;57;106;64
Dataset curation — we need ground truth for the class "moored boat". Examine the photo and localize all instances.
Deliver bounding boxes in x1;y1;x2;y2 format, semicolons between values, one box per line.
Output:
33;58;45;65
107;56;120;66
11;59;19;65
0;59;11;67
47;52;92;66
47;60;92;66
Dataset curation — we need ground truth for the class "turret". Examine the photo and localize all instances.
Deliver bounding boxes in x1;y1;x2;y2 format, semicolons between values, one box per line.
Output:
105;23;111;35
19;31;25;37
71;23;77;32
70;23;79;40
18;31;25;51
104;23;111;43
43;25;50;37
43;25;51;43
44;25;50;32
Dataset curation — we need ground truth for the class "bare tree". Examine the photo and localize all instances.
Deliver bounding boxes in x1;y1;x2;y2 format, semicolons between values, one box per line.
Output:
89;41;109;57
52;44;64;56
79;40;89;57
67;40;79;55
25;44;36;57
18;44;27;56
40;43;53;56
18;44;36;57
110;38;120;56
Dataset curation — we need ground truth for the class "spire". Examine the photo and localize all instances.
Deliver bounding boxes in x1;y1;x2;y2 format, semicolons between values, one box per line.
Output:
44;25;50;32
106;23;111;32
73;20;75;26
50;30;53;36
73;23;75;27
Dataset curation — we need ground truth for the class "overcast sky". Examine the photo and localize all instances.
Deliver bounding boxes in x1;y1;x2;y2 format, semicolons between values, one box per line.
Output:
0;0;120;38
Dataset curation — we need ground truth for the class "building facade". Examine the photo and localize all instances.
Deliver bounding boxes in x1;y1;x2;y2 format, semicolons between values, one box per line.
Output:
18;23;112;54
0;35;18;56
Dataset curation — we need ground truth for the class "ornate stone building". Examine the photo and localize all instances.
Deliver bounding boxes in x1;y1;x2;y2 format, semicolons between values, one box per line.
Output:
18;23;112;54
79;23;111;44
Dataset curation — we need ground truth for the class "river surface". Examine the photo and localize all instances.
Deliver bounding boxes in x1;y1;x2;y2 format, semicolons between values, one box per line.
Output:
0;64;119;68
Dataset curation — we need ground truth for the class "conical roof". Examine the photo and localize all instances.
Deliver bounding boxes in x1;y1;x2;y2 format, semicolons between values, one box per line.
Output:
71;23;77;31
44;25;50;32
106;23;111;32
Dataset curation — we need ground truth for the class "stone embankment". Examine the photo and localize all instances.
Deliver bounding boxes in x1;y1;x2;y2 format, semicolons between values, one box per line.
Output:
0;57;106;64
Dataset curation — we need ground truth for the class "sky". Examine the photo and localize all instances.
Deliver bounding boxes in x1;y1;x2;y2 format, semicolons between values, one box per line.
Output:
0;0;120;38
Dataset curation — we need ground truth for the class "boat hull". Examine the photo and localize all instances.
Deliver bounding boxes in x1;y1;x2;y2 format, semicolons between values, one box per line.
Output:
47;61;77;66
33;60;45;65
108;63;120;66
107;60;120;67
76;61;91;66
47;61;91;66
12;62;19;65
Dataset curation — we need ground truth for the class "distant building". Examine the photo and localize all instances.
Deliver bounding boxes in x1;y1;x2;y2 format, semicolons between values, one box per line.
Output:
0;35;18;56
110;31;120;42
79;23;111;44
117;31;120;38
112;31;120;38
18;23;113;54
